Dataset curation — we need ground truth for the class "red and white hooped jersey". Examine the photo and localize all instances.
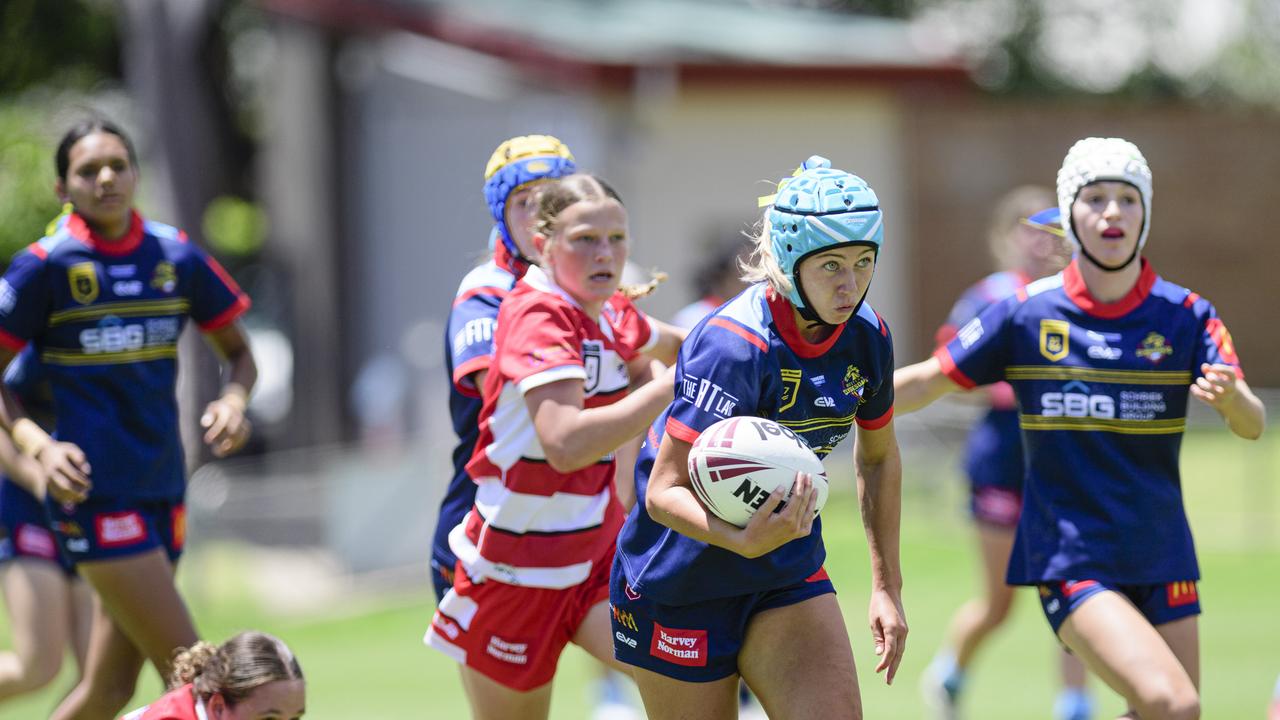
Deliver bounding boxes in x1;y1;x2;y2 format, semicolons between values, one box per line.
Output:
456;265;658;589
119;684;205;720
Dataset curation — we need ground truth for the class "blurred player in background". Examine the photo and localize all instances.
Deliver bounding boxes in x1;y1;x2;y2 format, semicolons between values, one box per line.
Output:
425;173;683;719
120;631;304;720
434;136;644;718
896;137;1265;719
671;232;751;330
919;187;1093;720
0;347;92;705
611;156;905;720
0;118;257;720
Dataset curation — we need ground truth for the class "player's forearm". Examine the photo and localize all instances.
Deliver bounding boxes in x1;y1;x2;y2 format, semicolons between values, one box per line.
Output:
857;448;904;593
220;346;257;404
892;357;957;415
541;377;673;472
647;319;686;366
1220;385;1266;440
646;478;754;555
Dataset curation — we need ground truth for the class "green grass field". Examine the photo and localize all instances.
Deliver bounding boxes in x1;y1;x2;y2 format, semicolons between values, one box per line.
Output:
3;430;1278;718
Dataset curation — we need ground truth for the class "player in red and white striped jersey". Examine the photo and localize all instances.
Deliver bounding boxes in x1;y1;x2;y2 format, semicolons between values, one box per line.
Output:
426;174;682;718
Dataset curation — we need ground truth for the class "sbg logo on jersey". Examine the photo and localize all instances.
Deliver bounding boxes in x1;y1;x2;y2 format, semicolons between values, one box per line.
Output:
1039;320;1070;362
679;374;739;418
1041;381;1115;418
80;322;145;354
68;263;100;305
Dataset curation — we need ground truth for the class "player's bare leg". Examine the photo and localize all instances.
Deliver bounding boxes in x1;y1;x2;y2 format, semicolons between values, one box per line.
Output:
75;548;196;677
0;559;73;699
1059;592;1198;720
49;594;144;720
740;593;861;720
631;666;739;720
573;600;634;674
460;665;553;720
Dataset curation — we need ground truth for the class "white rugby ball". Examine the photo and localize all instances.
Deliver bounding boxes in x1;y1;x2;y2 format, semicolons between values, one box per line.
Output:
687;416;828;528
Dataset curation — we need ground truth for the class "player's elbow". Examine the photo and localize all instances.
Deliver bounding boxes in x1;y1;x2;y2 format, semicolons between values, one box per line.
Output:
539;438;593;474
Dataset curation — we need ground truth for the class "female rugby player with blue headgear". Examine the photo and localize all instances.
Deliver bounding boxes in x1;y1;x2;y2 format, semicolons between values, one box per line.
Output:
610;156;906;720
896;137;1265;719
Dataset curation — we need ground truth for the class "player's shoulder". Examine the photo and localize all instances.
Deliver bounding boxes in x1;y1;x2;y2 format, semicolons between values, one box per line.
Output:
692;284;771;353
19;223;81;265
143;219;187;245
1149;274;1215;318
455;258;516;299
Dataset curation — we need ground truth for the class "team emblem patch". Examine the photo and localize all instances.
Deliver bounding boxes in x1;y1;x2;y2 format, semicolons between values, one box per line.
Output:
68;263;100;305
1136;332;1173;364
1039;319;1070;362
778;368;802;412
842;365;867;398
151;261;177;293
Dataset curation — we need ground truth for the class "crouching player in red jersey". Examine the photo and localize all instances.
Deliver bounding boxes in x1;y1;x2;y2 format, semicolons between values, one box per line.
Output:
0;119;257;720
425;173;683;719
611;157;906;720
896;137;1265;719
0;347;92;705
119;631;304;720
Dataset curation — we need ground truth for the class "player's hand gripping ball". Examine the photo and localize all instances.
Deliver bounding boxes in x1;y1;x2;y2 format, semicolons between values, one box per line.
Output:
688;417;828;528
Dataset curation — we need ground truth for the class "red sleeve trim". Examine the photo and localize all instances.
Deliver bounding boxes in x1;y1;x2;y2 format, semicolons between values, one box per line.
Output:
452;355;492;395
707;317;768;353
198;294;251;331
856;405;894;431
933;323;958;349
665;416;701;444
204;253;246;296
0;328;28;353
25;242;47;261
1183;292;1200;309
453;286;508;308
875;310;889;337
933;346;976;390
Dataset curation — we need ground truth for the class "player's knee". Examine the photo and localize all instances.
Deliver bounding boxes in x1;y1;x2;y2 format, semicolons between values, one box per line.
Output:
86;673;139;715
1141;686;1200;720
23;649;64;690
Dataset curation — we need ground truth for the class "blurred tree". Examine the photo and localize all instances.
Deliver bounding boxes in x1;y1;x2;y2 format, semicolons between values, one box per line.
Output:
0;0;121;93
0;104;62;265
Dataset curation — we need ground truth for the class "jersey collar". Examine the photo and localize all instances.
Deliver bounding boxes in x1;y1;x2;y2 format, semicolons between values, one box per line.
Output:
494;241;531;278
1062;257;1157;319
766;287;845;359
66;211;144;256
522;264;585;311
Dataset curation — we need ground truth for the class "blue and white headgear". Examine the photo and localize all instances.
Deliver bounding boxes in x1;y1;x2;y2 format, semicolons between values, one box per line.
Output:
483;135;576;260
765;156;884;320
1056;137;1152;270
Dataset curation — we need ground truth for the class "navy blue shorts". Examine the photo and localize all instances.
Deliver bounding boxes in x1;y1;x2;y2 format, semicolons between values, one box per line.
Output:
0;480;75;575
48;495;186;565
1038;579;1201;635
609;554;836;682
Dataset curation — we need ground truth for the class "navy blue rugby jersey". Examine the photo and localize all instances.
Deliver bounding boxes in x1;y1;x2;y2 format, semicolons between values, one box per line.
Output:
0;212;250;499
616;283;895;605
434;243;528;577
938;259;1241;586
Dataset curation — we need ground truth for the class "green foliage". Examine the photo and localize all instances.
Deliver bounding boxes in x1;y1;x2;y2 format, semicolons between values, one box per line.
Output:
203;195;269;257
0;0;120;95
0;102;62;266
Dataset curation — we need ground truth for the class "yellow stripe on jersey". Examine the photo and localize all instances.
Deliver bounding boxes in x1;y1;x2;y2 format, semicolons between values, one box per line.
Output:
48;298;190;326
1019;415;1186;435
778;411;858;432
1005;366;1191;385
41;346;178;366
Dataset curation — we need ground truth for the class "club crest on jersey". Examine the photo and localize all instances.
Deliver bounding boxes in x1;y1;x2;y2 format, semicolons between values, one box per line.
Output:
68;263;99;304
1136;332;1173;364
1039;319;1070;362
151;261;177;294
778;368;802;412
842;366;867;399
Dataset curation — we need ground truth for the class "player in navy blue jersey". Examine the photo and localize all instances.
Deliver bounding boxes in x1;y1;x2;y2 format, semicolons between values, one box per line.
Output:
611;157;906;720
0;346;92;704
920;188;1093;720
896;137;1265;719
0;119;257;720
